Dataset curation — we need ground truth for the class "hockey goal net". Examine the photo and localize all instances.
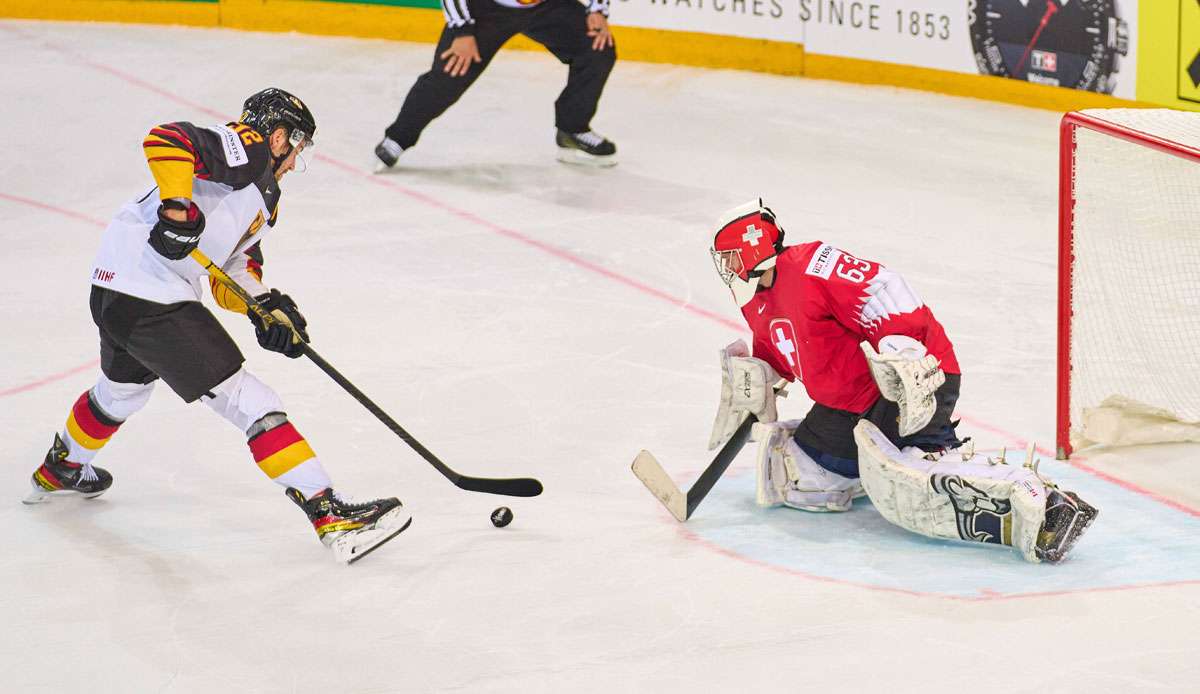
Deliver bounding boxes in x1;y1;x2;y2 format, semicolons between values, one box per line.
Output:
1058;108;1200;458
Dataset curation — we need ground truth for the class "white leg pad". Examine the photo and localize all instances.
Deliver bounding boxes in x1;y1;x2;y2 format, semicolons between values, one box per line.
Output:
200;368;285;434
754;420;863;513
853;420;1048;562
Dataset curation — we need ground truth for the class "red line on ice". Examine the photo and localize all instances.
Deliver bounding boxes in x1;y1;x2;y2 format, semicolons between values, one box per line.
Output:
0;360;100;398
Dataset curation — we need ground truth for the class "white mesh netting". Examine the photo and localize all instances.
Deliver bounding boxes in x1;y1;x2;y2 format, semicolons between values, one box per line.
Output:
1068;108;1200;449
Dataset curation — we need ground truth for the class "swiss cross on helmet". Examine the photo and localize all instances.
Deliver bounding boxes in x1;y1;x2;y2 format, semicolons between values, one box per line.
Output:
240;88;317;167
711;199;785;306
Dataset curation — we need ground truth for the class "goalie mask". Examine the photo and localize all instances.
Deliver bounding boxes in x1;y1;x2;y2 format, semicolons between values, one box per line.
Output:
711;199;785;307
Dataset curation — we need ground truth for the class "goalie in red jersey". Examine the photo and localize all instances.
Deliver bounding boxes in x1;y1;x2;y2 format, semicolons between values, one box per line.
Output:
708;199;1098;563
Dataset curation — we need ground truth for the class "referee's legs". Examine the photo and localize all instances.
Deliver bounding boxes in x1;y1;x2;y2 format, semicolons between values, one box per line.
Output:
522;0;616;134
384;25;511;149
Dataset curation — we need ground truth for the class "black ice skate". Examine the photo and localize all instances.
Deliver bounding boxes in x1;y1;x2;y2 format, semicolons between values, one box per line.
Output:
1035;489;1099;563
555;129;617;167
374;137;404;170
23;433;113;505
286;487;412;564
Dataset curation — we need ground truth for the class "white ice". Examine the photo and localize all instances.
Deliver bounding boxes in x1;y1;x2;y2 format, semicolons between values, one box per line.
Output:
1;19;1198;693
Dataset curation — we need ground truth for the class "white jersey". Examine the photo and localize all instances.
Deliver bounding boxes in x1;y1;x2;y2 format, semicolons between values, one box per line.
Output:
91;119;280;305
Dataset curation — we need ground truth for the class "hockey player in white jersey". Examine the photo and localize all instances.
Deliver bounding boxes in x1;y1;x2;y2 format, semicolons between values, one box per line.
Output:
23;88;410;564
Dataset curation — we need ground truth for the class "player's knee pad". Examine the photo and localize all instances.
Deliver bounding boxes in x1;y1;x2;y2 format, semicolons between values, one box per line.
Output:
200;368;285;435
91;374;155;421
753;420;862;513
853;419;1048;562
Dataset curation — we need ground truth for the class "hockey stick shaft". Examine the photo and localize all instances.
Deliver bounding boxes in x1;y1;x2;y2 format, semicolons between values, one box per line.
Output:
684;414;755;518
631;413;757;522
190;248;543;498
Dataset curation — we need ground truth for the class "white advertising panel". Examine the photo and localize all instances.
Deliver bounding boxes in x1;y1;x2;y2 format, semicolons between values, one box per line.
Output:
612;0;1138;99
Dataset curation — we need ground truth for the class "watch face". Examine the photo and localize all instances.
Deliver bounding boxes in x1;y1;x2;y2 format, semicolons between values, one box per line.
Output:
969;0;1126;93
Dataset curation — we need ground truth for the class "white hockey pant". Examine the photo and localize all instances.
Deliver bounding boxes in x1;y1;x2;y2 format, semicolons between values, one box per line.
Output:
754;420;864;512
853;420;1049;562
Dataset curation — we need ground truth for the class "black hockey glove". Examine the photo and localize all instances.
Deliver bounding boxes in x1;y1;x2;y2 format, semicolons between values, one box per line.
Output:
249;289;309;358
148;200;205;260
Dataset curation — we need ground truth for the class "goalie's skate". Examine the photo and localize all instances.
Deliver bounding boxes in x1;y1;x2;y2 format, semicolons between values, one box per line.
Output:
23;434;113;505
287;487;412;564
1035;489;1098;563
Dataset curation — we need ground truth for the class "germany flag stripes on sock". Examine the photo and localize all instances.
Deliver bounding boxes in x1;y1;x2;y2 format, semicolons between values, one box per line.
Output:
63;391;122;462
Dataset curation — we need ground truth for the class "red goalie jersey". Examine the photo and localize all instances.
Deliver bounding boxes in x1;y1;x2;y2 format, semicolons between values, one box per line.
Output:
740;242;960;414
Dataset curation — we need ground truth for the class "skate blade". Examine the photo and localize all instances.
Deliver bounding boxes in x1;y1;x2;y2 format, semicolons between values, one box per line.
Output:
556;148;618;168
331;507;414;565
22;487;107;505
22;488;50;505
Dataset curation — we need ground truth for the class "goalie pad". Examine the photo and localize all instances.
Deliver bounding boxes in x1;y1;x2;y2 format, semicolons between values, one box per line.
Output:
753;420;863;512
708;340;781;450
853;419;1053;562
861;336;945;437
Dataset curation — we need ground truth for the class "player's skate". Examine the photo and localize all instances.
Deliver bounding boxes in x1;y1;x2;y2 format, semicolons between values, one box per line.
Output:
1035;488;1098;563
286;487;412;564
754;421;863;512
374;136;404;171
555;129;617;167
23;434;113;505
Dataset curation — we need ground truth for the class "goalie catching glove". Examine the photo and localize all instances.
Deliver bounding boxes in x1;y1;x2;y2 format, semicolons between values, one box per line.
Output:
708;339;783;450
861;335;945;437
249;289;309;358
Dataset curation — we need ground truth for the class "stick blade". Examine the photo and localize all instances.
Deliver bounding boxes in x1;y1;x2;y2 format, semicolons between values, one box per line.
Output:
631;449;687;522
455;475;544;498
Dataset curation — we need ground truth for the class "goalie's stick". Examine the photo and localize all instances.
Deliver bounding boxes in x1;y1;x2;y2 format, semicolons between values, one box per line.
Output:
631;414;758;521
191;248;543;498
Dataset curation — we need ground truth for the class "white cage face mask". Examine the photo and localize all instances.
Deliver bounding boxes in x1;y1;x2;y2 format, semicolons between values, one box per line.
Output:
711;247;742;286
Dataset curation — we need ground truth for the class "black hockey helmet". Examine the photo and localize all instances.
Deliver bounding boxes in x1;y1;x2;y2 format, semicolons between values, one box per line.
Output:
241;88;316;150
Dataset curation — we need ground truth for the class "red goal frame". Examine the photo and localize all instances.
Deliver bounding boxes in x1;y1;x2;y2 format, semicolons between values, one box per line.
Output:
1056;110;1200;458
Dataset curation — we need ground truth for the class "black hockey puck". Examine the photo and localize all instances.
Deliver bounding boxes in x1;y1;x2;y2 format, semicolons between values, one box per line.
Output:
490;506;513;528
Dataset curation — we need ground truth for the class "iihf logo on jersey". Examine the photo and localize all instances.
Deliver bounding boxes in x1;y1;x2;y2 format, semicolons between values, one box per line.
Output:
930;474;1013;546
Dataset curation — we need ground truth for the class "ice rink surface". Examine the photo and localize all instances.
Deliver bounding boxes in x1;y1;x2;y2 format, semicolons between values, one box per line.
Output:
2;19;1198;693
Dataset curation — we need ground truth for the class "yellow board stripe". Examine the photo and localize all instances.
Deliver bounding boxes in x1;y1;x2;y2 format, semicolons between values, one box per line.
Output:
65;413;111;451
256;440;316;479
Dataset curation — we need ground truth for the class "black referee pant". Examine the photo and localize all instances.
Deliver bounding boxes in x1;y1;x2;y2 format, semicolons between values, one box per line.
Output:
384;0;616;149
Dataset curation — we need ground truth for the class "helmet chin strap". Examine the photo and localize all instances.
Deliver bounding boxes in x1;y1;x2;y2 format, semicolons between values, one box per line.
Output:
272;143;294;176
730;272;763;307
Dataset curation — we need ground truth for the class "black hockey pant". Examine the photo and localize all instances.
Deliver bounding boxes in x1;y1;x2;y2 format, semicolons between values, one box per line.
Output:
384;0;616;149
792;374;964;479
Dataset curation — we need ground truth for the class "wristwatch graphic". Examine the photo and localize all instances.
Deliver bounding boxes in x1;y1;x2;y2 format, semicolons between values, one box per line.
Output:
969;0;1129;93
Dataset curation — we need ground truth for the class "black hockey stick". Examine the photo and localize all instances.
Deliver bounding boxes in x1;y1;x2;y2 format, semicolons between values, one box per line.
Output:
631;413;757;521
192;249;543;498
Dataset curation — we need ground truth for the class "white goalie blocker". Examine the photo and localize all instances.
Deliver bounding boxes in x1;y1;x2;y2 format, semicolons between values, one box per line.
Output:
853;419;1050;563
708;340;782;450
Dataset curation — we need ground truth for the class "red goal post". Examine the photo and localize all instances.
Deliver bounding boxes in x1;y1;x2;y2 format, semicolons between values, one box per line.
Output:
1057;109;1200;458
